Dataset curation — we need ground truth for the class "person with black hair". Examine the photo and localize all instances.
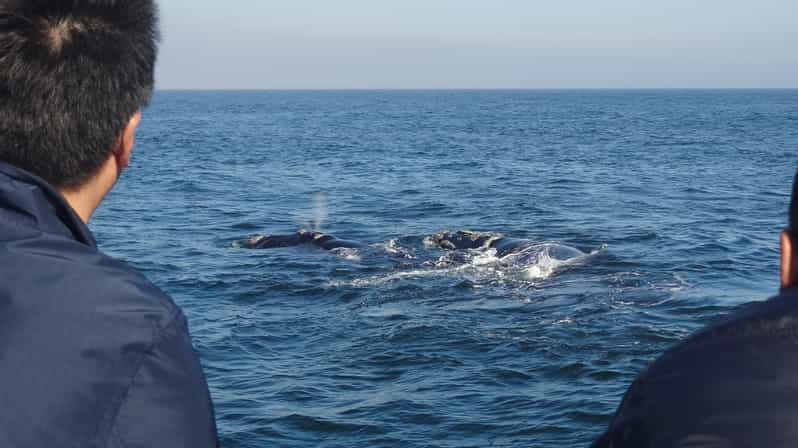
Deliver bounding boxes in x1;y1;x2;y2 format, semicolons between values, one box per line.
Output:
0;1;217;446
594;170;798;447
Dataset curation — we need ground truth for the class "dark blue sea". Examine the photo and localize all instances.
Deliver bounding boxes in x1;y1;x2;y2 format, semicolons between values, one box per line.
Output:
92;90;797;447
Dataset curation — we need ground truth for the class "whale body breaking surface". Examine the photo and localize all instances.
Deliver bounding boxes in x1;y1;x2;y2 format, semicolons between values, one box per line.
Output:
235;229;593;285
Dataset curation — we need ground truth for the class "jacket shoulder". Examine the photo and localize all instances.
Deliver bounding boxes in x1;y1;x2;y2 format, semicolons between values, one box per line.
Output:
597;291;798;447
4;233;180;323
0;235;188;447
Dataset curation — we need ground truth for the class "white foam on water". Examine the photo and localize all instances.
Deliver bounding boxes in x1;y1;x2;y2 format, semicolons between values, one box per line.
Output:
422;236;438;248
330;243;589;288
231;235;265;249
325;238;610;292
329;247;363;261
471;248;499;266
327;266;463;288
374;239;417;259
383;239;402;253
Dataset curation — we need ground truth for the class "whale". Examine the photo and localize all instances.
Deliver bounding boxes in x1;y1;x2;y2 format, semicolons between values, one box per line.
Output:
239;228;589;285
429;229;585;264
242;230;364;251
240;229;586;271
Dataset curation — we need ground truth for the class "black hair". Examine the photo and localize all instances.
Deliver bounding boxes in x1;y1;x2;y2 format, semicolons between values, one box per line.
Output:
0;0;159;189
791;169;798;234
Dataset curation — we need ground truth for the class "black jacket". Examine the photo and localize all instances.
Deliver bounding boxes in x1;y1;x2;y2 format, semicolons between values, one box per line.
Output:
0;162;217;447
594;286;798;448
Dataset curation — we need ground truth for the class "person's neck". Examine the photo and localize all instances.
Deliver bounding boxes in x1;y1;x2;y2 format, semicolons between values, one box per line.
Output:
58;158;119;224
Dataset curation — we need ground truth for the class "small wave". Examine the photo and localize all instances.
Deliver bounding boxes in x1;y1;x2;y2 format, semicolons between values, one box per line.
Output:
328;266;468;288
359;307;408;320
271;413;385;435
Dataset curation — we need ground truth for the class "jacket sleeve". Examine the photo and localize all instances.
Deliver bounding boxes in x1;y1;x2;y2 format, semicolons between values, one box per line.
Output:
105;310;218;448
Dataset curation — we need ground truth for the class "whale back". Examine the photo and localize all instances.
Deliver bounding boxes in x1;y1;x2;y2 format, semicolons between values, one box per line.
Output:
489;237;532;258
241;231;364;251
499;242;586;271
246;232;314;249
431;230;498;250
309;233;364;250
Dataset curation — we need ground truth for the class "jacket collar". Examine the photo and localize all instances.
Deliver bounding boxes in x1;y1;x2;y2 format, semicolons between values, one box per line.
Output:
0;162;97;247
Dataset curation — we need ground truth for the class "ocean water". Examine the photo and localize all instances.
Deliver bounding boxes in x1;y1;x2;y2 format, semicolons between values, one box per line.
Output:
92;90;797;447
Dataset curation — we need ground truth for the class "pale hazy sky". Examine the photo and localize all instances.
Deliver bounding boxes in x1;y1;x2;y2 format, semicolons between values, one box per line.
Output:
157;0;798;89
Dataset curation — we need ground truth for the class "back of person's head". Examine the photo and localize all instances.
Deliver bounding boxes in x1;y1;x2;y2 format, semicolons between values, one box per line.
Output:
0;0;159;189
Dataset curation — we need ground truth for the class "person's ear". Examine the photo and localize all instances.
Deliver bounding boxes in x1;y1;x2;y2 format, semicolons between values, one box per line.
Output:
781;230;798;289
114;111;142;169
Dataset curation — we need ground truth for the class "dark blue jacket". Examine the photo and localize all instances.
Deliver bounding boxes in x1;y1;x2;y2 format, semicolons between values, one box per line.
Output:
0;162;217;447
594;286;798;448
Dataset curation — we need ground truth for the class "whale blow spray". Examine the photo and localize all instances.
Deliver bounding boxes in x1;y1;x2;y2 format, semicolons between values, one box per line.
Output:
311;192;328;232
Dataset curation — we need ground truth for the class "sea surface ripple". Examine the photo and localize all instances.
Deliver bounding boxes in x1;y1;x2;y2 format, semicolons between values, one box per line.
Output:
92;90;797;447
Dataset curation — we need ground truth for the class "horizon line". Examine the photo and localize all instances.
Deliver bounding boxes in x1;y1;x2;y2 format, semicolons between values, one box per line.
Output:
154;87;798;92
